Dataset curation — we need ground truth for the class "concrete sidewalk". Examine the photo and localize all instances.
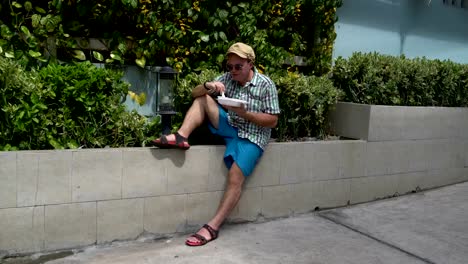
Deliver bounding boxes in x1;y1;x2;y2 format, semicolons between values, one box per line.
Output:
5;181;468;264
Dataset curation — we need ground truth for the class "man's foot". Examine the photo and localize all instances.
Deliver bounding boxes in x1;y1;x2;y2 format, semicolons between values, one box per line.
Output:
149;132;190;150
185;224;219;247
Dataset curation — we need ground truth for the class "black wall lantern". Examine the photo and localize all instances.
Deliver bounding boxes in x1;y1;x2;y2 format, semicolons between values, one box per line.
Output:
157;66;178;135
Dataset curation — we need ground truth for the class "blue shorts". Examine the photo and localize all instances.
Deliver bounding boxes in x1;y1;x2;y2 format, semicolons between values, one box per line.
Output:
208;105;263;177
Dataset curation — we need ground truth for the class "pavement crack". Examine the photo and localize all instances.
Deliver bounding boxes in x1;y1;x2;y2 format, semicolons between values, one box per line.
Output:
317;213;437;264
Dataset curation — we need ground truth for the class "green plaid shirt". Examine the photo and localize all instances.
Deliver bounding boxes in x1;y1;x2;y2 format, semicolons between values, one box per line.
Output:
216;68;280;149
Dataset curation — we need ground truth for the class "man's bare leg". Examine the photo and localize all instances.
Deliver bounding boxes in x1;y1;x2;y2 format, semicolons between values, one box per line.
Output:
186;162;245;243
162;94;220;141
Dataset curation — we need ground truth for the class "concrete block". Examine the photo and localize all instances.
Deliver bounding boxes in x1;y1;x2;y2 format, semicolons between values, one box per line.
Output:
452;140;467;168
44;202;96;251
441;108;466;139
331;103;468;142
72;150;122;202
424;107;444;139
0;152;16;208
144;194;186;234
329;102;371;140
292;179;351;214
261;185;294;218
186;191;223;226
17;151;72;206
461;113;468;139
207;146;228;191
279;143;311;184
422;169;467;190
309;142;341;181
396;171;427;195
365;142;387;176
400;107;436;140
350;175;399;204
425;140;459;170
247;143;281;187
465;141;468;167
407;141;429;172
36;152;73;205
339;141;366;178
365;141;410;176
16;152;39;207
0;206;44;255
229;187;262;222
122;149;167;198
97;198;144;243
368;105;404;141
166;147;211;194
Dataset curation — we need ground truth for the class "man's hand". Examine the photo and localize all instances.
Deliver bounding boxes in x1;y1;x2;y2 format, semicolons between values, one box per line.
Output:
224;104;247;116
205;81;226;95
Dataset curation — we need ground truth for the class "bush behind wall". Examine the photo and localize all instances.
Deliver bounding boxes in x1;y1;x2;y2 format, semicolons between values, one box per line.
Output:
331;52;468;107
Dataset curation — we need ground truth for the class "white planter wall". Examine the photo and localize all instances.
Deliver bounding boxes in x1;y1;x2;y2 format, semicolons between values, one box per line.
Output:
1;103;467;256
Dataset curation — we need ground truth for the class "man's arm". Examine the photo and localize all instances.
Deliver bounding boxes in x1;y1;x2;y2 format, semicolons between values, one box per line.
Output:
224;105;278;128
191;81;225;98
191;84;209;98
241;111;278;128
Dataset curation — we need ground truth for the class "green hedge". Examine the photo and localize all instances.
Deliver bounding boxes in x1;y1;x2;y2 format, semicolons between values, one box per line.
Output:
0;57;158;150
331;52;468;107
0;59;342;150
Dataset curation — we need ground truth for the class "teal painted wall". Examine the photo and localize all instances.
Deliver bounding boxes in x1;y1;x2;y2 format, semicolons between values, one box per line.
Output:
333;0;468;63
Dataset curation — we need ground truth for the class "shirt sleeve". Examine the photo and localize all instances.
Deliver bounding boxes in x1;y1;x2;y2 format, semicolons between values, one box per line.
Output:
263;78;281;115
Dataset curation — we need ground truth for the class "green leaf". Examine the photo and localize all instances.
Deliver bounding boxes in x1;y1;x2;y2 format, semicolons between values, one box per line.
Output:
21;26;31;37
5;51;14;58
126;0;138;8
216;54;224;64
72;50;86;60
35;103;48;110
28;50;41;57
66;140;79;149
24;1;33;11
12;1;22;8
35;6;46;14
135;56;146;68
110;52;122;61
219;31;227;41
49;138;64;149
92;51;104;61
200;34;210;42
31;14;41;28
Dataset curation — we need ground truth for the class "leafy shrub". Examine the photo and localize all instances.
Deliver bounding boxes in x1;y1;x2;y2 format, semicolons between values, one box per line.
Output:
0;56;43;150
272;72;343;140
331;52;468;107
0;0;341;76
0;58;158;150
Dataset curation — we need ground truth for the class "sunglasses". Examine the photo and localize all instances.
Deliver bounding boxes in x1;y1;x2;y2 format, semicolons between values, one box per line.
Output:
226;63;244;71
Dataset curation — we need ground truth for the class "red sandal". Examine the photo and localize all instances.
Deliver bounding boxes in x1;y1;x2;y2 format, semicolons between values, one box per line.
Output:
185;224;219;247
150;132;190;150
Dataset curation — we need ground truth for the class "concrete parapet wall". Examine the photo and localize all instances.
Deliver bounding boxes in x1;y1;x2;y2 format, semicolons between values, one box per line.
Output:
330;102;468;141
1;139;467;256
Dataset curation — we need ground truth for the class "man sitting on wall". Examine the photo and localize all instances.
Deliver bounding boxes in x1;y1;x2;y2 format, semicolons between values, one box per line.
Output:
150;42;281;246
